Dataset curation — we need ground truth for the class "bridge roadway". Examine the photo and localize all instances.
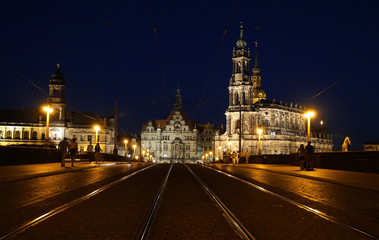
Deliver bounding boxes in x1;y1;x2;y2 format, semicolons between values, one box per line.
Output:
0;162;378;239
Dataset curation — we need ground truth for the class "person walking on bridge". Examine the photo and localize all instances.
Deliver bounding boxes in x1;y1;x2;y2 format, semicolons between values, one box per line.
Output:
58;138;69;167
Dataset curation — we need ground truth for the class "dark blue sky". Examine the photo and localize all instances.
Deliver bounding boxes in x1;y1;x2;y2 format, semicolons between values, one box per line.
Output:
1;0;378;150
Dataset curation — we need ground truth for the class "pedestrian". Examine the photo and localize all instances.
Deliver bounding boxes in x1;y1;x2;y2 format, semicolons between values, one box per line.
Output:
305;141;315;170
69;138;78;167
94;143;102;164
297;144;306;170
87;141;93;163
58;137;69;167
232;151;236;164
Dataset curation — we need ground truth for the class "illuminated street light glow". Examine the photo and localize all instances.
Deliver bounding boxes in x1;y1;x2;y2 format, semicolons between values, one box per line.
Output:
43;106;53;145
94;125;100;145
304;111;315;142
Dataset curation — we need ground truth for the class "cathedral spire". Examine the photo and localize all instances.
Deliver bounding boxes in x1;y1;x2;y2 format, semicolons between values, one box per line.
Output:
239;22;244;40
236;22;247;49
174;87;182;109
251;41;266;103
252;41;260;75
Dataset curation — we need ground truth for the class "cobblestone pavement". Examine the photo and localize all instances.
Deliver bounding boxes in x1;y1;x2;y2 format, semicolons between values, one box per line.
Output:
0;163;377;239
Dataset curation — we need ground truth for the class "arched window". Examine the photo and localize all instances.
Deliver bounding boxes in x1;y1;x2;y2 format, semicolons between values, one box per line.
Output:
15;131;20;139
23;131;29;139
32;131;38;140
0;130;3;139
6;130;12;139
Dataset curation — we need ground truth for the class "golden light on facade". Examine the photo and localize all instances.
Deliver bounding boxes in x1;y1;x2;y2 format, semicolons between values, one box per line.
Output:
124;139;128;157
132;144;137;160
43;106;53;145
257;128;263;155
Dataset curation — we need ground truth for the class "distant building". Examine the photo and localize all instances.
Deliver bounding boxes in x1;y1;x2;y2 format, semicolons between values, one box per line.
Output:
363;142;379;151
141;89;198;163
215;24;333;159
0;65;115;153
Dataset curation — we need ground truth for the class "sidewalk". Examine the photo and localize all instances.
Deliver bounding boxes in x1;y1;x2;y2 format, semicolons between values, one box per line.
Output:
236;164;379;192
0;161;120;183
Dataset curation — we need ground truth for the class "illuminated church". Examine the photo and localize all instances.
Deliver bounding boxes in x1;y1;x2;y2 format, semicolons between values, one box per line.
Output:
214;25;333;158
0;65;116;153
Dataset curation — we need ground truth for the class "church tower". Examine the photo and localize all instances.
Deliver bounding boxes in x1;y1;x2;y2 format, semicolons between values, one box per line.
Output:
228;23;254;108
47;64;66;122
251;42;266;103
225;23;255;136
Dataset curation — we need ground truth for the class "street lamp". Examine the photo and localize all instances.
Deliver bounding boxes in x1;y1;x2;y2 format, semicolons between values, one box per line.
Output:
132;144;137;160
123;139;128;158
142;150;146;162
228;140;231;151
205;153;208;164
304;111;315;143
257;128;263;155
209;151;213;162
218;146;222;160
43;106;53;146
94;125;100;145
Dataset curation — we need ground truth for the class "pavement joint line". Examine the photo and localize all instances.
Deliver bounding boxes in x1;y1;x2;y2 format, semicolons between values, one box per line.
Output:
222;164;379;193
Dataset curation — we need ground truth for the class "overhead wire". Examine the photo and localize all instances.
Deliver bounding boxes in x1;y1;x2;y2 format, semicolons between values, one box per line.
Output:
193;0;240;120
307;49;379;102
145;0;171;114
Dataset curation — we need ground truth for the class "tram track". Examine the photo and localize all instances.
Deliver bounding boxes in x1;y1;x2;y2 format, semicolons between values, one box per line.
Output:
0;163;139;216
205;165;379;240
185;164;256;240
136;164;173;240
0;164;156;240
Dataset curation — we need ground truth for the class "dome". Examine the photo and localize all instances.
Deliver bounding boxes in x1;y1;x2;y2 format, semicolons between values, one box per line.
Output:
236;39;247;49
49;64;66;85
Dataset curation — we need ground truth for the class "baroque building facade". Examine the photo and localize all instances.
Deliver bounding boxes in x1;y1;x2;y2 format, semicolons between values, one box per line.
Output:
0;65;115;154
215;25;333;159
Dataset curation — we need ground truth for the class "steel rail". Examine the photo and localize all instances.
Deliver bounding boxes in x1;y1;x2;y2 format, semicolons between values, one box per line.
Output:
137;164;173;240
185;164;256;240
0;165;155;240
207;166;379;240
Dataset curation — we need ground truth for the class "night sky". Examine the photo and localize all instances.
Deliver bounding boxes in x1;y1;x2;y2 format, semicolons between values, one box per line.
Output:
1;0;378;150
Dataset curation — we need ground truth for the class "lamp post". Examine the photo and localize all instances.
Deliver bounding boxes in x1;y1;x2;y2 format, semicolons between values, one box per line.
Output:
218;146;222;161
209;151;213;162
304;111;315;143
132;144;137;160
94;125;100;145
124;139;128;158
205;153;208;164
228;140;231;151
142;150;146;162
257;128;263;155
43;106;53;146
